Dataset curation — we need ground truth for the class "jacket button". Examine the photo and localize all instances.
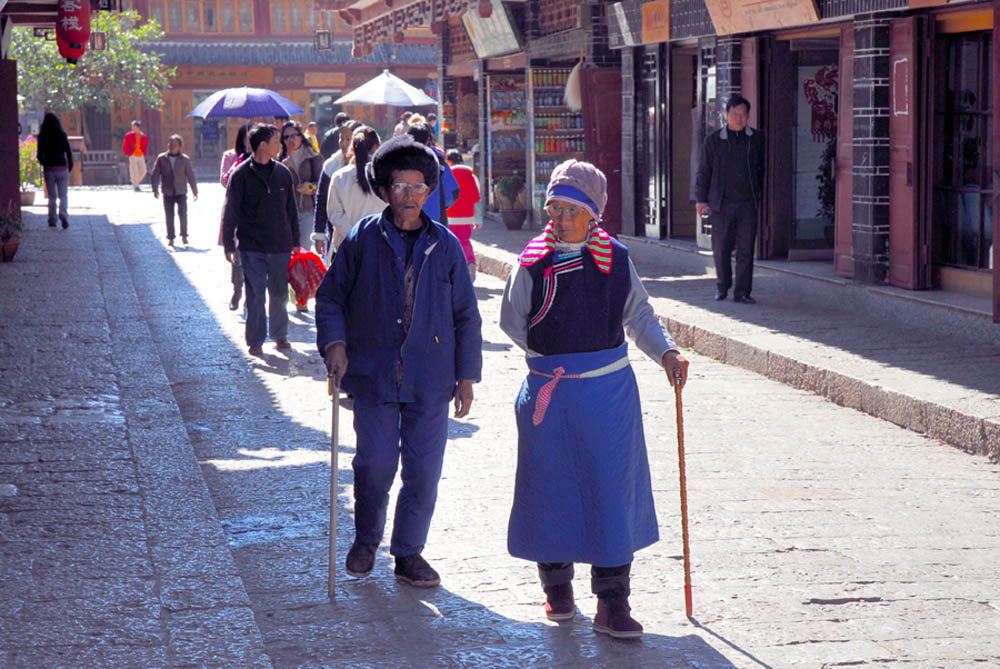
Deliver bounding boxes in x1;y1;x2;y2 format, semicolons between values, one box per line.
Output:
396;318;402;324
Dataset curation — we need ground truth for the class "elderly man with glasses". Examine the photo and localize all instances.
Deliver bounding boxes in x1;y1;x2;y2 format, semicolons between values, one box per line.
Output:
500;159;689;640
315;135;482;589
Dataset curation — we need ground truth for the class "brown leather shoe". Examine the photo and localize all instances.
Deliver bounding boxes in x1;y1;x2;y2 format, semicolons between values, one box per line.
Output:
593;596;643;639
248;345;264;356
543;582;575;621
275;338;292;350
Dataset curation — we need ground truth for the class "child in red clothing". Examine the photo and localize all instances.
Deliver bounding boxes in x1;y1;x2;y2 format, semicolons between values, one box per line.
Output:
446;150;481;282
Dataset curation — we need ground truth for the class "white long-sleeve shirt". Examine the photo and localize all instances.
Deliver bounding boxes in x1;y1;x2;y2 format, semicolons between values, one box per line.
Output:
499;241;678;362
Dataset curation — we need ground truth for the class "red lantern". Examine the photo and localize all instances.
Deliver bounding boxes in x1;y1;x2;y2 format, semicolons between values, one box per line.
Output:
56;0;91;64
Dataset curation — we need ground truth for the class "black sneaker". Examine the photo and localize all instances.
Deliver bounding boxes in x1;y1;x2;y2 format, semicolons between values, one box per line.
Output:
345;540;378;578
394;554;440;587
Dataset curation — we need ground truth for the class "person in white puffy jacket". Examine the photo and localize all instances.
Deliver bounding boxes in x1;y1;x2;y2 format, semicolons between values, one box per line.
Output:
314;125;386;267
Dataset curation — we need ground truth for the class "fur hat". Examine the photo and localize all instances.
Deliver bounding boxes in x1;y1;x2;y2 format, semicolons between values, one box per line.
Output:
545;160;608;220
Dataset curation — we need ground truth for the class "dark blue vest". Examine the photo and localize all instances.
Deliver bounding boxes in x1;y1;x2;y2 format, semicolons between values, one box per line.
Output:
525;240;631;356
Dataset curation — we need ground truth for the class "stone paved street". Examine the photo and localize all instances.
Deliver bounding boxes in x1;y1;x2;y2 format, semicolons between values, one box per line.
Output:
2;185;1000;667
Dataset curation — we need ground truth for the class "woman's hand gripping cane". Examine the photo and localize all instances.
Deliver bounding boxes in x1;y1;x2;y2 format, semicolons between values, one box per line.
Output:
661;349;689;388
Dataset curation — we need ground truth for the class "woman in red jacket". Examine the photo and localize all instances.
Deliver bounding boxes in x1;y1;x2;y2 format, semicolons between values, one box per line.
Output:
445;150;481;282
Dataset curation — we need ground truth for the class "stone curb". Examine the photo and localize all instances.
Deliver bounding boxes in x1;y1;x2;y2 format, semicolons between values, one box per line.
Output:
94;216;273;667
473;245;999;462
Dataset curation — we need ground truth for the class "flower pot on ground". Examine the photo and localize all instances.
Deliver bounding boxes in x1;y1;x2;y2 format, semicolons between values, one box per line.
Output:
500;209;527;230
0;201;23;262
494;174;527;230
20;190;36;206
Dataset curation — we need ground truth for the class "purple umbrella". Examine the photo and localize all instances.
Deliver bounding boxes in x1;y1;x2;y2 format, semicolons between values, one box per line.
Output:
188;87;304;119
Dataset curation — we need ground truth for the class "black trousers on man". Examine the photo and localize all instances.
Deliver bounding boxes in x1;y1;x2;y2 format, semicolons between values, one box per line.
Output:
163;194;188;242
710;200;757;299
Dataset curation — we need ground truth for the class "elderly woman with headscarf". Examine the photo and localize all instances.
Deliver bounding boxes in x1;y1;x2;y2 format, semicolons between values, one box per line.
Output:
315;135;483;589
499;160;689;639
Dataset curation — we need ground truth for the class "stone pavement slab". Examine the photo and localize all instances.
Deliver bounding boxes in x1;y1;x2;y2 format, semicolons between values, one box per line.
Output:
471;219;1000;460
0;201;271;667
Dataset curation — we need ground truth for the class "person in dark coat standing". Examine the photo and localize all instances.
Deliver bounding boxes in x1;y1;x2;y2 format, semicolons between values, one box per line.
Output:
36;113;73;229
222;123;300;356
150;134;199;248
315;136;482;589
320;111;351;160
694;95;765;304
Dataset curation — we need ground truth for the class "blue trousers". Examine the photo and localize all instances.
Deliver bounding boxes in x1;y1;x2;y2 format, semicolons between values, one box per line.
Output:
240;250;290;347
352;396;449;557
43;168;69;225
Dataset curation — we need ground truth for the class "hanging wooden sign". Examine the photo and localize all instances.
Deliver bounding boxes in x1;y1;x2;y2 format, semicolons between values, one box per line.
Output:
704;0;820;36
641;0;670;45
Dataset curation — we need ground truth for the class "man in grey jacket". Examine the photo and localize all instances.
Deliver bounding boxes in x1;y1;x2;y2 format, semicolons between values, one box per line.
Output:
151;134;199;248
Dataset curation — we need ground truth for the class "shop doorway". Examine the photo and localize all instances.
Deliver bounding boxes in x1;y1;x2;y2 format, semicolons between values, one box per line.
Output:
633;43;697;241
310;91;343;140
635;43;666;238
192;91;228;160
670;47;697;241
931;30;994;277
760;37;840;261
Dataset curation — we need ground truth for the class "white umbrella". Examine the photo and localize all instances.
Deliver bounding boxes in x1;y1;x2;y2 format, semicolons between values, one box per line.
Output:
335;70;437;107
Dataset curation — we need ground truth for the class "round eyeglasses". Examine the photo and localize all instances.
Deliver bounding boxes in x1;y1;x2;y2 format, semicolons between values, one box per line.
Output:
389;182;430;196
545;203;583;219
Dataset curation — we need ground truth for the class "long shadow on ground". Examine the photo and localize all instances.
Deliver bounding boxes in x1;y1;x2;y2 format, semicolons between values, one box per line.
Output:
112;219;736;667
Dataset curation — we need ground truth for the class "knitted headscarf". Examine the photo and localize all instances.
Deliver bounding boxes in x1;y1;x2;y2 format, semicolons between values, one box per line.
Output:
520;160;613;273
544;159;608;221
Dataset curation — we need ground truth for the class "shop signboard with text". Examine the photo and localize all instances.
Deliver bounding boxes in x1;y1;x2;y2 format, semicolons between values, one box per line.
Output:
704;0;819;35
462;0;521;59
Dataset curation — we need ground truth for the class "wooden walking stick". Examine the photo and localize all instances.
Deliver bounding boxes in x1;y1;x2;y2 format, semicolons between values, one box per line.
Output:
327;376;340;600
673;370;693;617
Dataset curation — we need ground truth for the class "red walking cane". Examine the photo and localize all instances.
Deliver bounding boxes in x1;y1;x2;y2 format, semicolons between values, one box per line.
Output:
327;376;340;600
673;371;693;617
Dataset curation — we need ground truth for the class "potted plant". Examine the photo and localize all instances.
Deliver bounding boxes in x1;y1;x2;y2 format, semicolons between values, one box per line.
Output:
0;201;23;262
18;136;43;206
494;174;527;230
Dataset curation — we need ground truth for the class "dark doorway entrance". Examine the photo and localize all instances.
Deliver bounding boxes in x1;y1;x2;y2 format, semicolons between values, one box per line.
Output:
932;30;995;273
760;36;841;261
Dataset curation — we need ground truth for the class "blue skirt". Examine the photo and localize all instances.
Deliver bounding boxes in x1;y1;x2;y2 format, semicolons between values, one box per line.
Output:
507;343;659;566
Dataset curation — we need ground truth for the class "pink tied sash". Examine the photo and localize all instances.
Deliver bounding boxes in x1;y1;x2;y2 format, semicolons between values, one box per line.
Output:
529;356;631;426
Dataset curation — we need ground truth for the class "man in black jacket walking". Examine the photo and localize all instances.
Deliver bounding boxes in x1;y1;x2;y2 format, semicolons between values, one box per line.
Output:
694;95;765;304
222;124;300;356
